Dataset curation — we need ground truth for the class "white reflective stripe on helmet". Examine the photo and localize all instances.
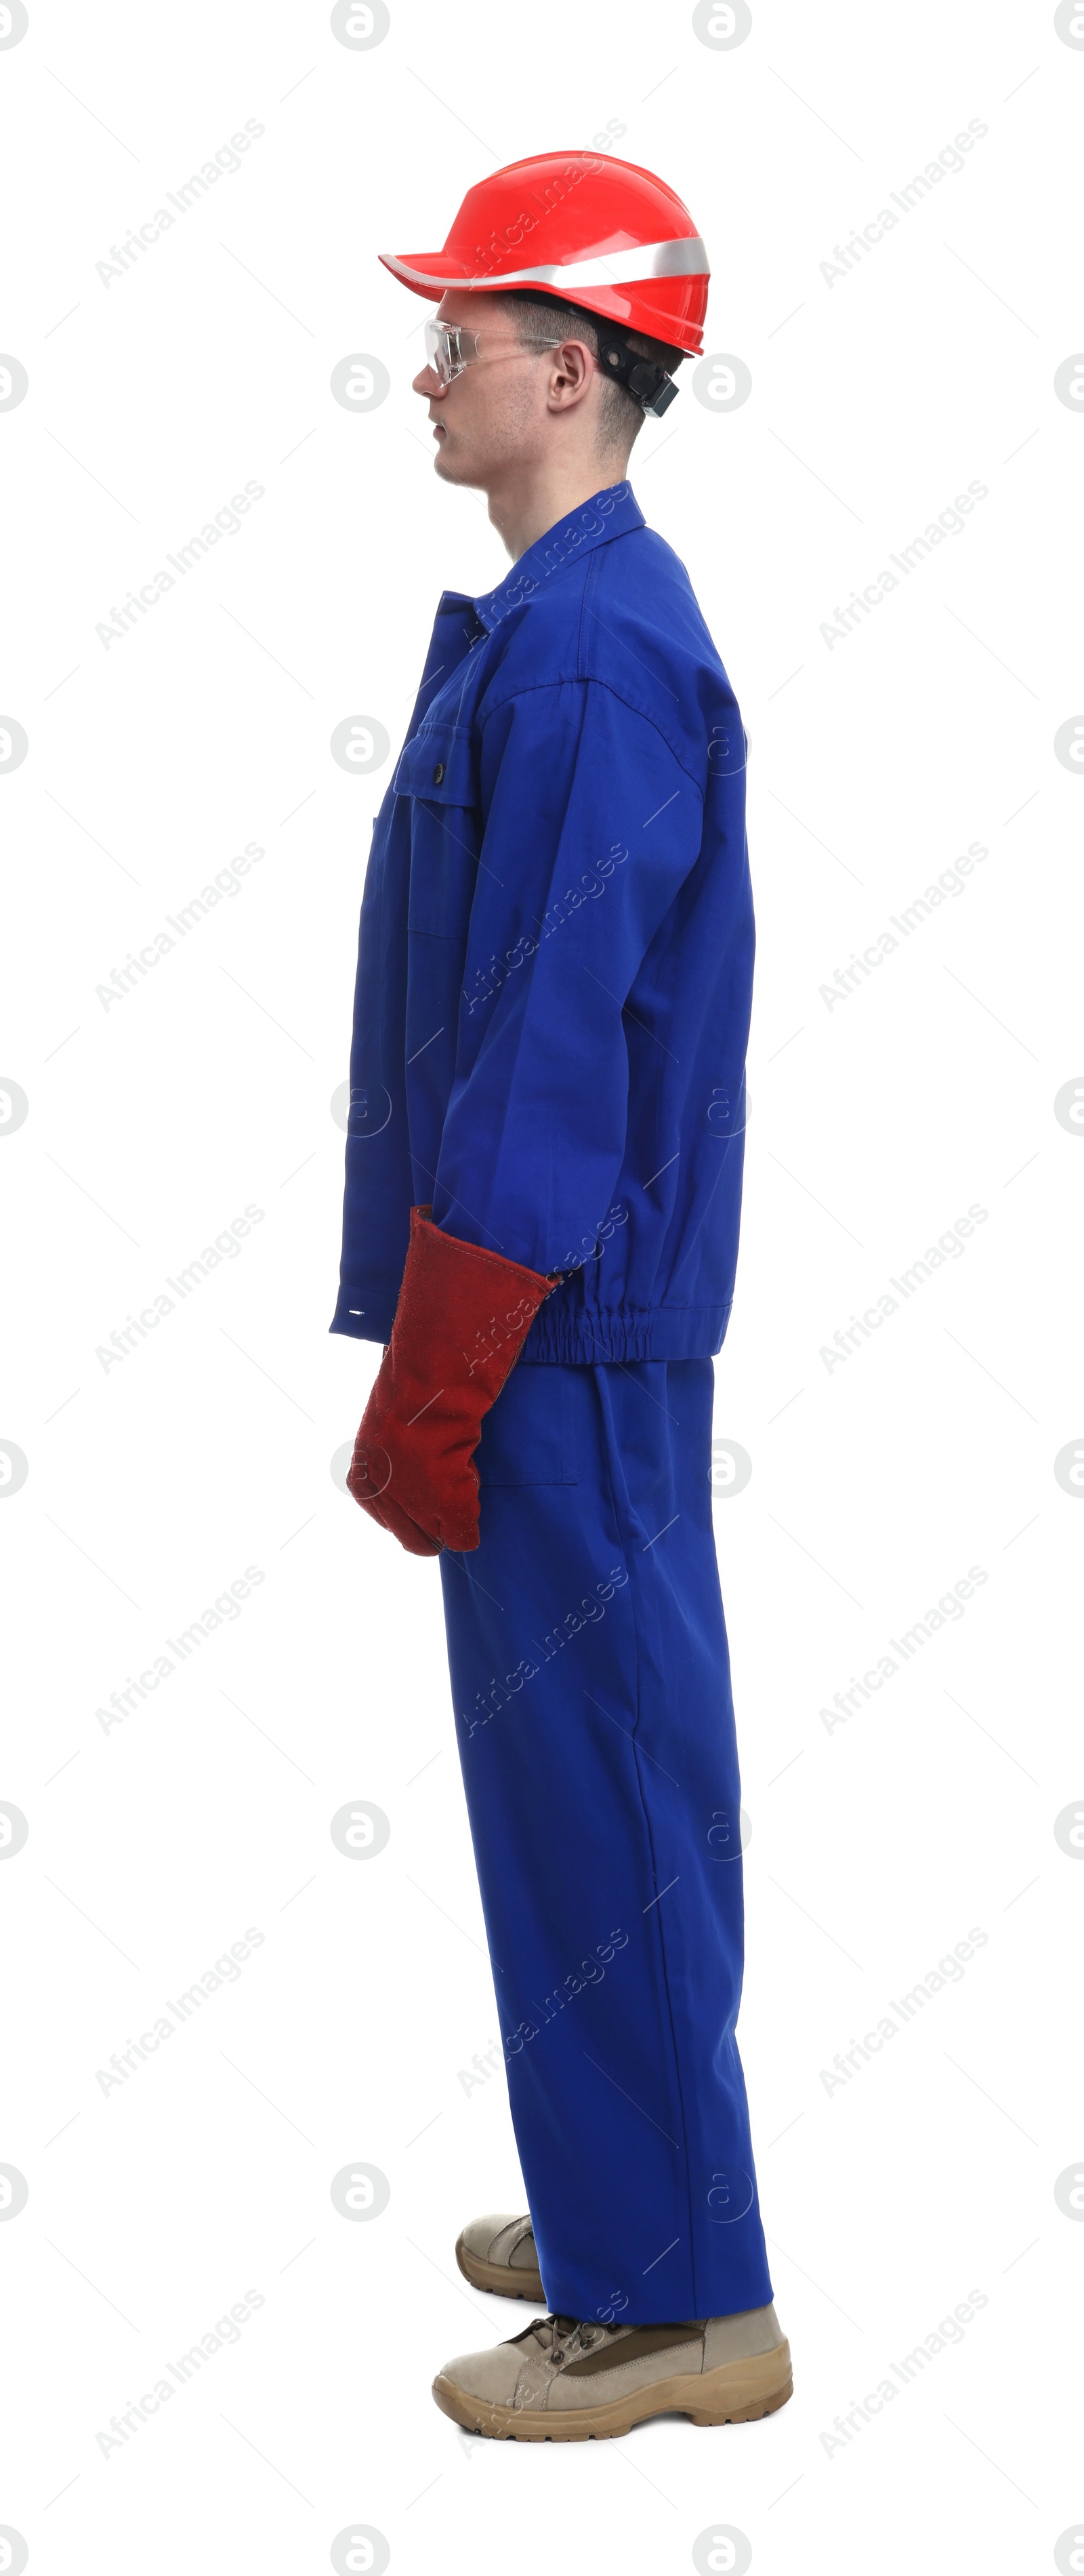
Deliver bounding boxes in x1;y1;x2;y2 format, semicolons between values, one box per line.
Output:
383;234;710;293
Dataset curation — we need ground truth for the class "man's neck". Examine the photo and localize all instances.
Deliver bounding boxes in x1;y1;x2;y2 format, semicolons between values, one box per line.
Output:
487;455;631;564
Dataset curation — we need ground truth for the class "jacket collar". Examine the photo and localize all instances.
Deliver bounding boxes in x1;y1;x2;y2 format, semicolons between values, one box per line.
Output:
471;482;645;632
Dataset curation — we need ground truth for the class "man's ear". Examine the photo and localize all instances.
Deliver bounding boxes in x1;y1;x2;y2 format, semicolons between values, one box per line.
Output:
546;338;593;406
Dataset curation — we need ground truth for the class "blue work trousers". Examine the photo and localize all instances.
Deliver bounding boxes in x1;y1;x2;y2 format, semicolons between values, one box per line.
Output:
438;1355;773;2327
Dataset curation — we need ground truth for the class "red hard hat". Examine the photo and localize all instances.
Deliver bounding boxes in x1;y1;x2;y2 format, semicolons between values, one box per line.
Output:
379;151;709;356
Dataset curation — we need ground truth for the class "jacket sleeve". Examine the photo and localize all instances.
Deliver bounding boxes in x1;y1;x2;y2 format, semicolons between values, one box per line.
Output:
430;678;705;1272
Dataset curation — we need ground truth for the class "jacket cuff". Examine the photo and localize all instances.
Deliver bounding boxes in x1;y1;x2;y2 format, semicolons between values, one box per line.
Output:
329;1283;400;1343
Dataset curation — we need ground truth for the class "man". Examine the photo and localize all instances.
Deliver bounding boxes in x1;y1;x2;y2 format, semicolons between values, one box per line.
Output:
333;151;791;2441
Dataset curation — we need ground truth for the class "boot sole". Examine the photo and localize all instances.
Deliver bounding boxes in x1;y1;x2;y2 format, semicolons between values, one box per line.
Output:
433;2339;793;2440
455;2230;545;2304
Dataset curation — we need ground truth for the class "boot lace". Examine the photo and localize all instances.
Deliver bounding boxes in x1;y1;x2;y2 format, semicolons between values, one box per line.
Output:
531;2314;606;2363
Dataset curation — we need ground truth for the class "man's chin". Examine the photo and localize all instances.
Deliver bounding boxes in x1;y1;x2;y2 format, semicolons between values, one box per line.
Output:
433;441;484;491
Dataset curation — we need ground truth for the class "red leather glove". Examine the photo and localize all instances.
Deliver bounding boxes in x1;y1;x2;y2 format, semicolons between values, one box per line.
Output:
347;1206;557;1554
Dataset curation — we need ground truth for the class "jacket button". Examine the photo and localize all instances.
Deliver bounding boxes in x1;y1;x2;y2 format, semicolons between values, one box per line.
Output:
432;761;445;784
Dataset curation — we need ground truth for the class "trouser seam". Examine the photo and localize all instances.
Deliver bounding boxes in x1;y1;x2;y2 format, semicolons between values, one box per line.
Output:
593;1361;703;2325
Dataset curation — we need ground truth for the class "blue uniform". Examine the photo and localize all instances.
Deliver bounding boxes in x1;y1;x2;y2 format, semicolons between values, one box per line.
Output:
333;480;772;2322
330;480;752;1360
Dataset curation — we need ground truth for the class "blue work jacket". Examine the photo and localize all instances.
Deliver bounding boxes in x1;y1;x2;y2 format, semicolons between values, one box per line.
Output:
331;480;753;1365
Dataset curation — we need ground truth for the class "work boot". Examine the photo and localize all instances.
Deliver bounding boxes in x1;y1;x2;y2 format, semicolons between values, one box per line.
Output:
433;2305;792;2440
455;2212;544;2302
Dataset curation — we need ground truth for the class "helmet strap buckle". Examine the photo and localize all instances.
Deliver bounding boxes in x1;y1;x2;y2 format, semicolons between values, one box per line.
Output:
594;328;680;419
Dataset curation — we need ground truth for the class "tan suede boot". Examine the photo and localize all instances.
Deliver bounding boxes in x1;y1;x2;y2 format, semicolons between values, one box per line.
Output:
433;2304;792;2440
455;2212;544;2302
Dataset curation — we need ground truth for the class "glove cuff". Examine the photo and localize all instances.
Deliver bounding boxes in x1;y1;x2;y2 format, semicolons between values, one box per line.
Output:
400;1207;556;1397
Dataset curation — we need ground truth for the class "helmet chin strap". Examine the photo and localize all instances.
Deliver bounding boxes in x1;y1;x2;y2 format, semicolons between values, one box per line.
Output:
593;326;684;419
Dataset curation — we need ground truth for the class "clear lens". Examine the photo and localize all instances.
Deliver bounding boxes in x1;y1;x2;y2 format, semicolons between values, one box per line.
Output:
422;318;448;381
423;319;473;383
421;318;564;383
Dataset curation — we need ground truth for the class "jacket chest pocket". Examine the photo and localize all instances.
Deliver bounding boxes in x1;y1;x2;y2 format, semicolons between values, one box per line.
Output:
394;723;480;940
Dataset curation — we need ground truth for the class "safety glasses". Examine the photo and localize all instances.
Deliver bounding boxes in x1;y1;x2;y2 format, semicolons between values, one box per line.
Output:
423;316;562;385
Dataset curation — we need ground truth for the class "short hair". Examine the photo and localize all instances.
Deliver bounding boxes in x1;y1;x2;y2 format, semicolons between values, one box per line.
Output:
489;288;684;454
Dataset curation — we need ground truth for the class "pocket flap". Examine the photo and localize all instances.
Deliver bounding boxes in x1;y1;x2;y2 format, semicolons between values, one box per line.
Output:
393;723;477;806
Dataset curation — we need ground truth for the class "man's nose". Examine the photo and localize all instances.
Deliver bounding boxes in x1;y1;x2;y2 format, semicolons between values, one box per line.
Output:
413;363;447;398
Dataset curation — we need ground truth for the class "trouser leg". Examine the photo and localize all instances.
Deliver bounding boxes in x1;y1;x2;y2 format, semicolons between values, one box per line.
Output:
438;1354;772;2327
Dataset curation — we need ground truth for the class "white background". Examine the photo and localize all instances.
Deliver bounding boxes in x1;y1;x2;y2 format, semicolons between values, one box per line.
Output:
1;2;1081;2570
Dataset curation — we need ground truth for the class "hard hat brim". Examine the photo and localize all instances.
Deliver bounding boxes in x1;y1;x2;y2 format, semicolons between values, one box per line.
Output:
379;241;709;355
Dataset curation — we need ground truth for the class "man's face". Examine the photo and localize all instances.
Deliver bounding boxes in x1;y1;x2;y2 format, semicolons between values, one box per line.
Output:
412;291;589;489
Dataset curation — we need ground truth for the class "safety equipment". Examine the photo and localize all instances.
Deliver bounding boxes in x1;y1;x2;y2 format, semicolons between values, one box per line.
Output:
432;2304;791;2440
455;2214;544;2303
423;316;562;386
346;1207;556;1554
587;314;684;419
381;149;709;377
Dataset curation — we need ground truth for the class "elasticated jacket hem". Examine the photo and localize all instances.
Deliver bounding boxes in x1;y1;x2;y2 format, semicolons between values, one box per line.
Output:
520;1300;733;1365
330;1285;732;1364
